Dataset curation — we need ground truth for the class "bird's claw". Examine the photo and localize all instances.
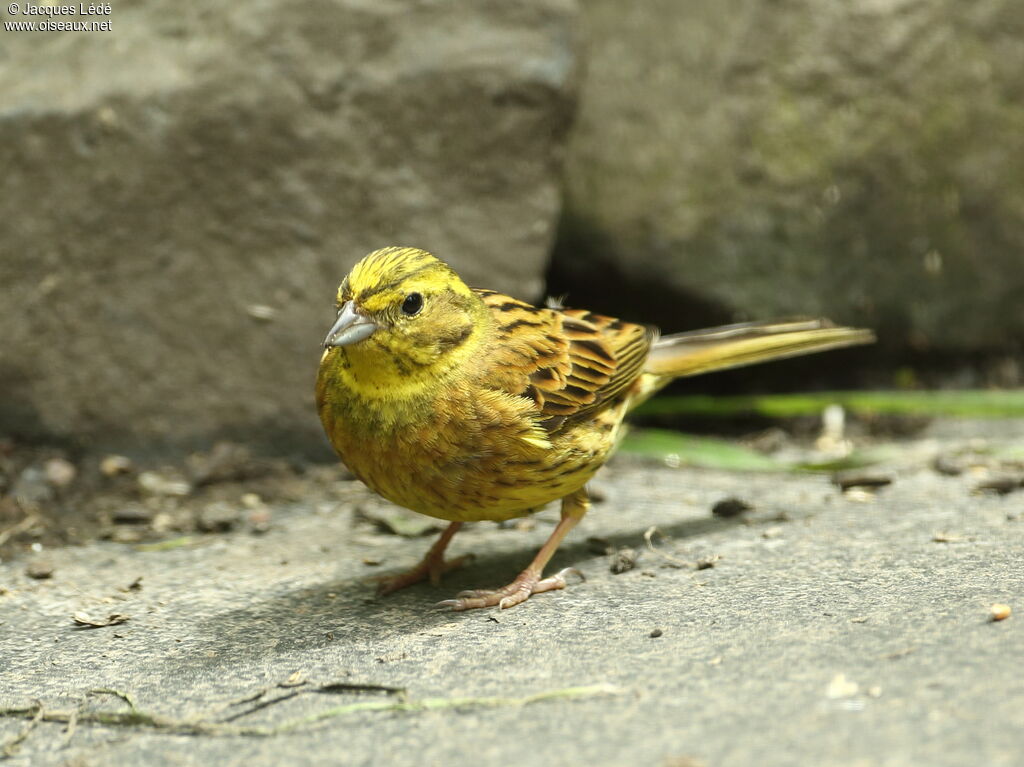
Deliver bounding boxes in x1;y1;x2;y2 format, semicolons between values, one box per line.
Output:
434;566;585;611
375;553;474;596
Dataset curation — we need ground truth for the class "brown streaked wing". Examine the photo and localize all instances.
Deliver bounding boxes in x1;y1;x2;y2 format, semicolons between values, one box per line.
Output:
478;292;657;428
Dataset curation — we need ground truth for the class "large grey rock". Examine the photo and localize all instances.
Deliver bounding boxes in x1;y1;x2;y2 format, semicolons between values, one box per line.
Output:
0;0;578;455
554;0;1024;354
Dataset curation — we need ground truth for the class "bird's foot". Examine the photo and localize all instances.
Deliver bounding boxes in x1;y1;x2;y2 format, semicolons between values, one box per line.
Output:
435;567;584;611
375;553;474;596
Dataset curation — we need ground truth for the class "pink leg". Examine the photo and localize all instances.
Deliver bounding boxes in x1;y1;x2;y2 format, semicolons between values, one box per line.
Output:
376;521;472;595
436;489;590;611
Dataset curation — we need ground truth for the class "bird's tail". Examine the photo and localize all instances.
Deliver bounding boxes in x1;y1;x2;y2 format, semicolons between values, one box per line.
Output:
634;318;875;404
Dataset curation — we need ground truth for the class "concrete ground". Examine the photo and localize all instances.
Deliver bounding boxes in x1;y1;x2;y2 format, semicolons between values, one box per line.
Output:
1;421;1022;767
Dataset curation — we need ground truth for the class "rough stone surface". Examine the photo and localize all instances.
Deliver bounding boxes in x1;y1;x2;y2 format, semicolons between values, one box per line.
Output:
2;423;1023;766
553;0;1024;354
0;0;578;454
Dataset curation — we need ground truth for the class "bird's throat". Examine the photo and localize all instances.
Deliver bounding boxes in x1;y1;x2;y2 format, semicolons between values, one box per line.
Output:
319;323;485;405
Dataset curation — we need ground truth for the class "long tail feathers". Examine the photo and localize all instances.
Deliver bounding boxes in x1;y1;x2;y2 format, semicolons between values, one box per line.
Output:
643;318;875;380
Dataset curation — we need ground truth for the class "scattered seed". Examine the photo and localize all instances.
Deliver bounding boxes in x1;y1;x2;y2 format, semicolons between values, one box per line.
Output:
649;628;663;638
932;532;971;543
280;671;306;688
990;603;1012;622
72;613;129;628
246;304;277;321
826;673;859;699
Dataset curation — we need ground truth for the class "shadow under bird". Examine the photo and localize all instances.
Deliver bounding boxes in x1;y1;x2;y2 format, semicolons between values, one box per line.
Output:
316;247;874;610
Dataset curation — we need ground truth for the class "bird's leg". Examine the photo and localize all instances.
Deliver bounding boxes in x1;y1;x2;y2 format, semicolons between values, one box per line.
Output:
375;521;472;595
436;488;590;611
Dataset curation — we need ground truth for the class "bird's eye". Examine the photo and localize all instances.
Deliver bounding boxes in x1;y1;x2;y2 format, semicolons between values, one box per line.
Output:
401;292;423;316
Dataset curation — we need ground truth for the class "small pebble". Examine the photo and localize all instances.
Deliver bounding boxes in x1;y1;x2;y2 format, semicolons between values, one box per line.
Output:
110;528;143;544
695;554;721;570
610;547;638;574
712;497;752;518
974;477;1023;496
100;455;134;477
44;458;77;488
111;504;154;525
649;628;663;638
12;467;54;505
197;502;241;532
247;507;272;534
832;471;893;491
932;454;964;476
138;471;191;497
26;561;54;580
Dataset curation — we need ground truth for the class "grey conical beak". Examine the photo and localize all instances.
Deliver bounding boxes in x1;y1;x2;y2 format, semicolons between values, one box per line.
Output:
323;302;378;348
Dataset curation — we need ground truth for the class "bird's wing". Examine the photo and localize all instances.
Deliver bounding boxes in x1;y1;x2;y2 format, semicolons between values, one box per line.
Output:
477;291;656;428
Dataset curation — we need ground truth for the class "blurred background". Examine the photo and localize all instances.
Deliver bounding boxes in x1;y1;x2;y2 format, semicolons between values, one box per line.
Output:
1;0;1022;543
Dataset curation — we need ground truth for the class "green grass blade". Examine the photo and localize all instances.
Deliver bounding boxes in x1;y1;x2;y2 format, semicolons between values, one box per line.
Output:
619;429;781;471
635;390;1024;419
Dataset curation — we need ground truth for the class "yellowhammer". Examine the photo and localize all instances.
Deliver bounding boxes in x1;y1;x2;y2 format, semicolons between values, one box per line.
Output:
316;247;873;610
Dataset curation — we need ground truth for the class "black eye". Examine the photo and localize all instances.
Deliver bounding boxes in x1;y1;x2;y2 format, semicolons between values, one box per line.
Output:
401;292;423;316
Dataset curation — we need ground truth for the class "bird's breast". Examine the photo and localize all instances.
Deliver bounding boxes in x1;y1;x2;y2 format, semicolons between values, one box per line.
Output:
316;365;620;522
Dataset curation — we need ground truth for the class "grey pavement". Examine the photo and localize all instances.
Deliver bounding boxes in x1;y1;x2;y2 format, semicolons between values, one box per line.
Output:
2;426;1022;766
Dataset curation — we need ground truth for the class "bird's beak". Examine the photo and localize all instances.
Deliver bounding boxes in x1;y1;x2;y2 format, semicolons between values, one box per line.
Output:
323;302;377;348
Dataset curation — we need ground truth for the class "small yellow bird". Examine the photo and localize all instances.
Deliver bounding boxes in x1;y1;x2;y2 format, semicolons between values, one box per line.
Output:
316;247;873;610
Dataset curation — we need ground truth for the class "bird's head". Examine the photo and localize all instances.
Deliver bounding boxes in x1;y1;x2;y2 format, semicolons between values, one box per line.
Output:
321;247;487;388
